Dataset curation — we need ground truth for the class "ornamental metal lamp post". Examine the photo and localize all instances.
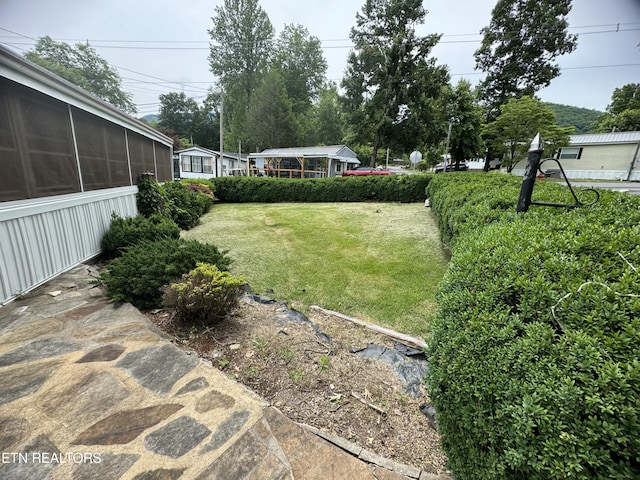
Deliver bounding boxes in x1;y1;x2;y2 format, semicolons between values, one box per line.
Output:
516;133;544;213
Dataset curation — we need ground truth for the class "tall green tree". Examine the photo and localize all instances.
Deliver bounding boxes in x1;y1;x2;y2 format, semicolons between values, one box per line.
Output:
25;36;136;114
158;92;199;139
594;83;640;132
157;92;219;150
307;83;345;145
208;0;274;150
246;69;297;150
442;80;485;170
483;96;574;171
272;24;327;116
341;0;448;167
475;0;578;119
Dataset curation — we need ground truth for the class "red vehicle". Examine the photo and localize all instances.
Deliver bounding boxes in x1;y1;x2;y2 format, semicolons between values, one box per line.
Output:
342;166;394;177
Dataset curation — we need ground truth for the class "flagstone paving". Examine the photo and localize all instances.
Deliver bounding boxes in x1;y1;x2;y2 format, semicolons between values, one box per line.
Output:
0;264;452;479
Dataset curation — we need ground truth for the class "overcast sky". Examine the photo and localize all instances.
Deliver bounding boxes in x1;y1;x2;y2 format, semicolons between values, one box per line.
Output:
1;0;638;117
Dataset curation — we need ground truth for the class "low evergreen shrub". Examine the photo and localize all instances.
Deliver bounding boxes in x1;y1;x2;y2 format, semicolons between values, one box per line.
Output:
99;238;230;310
163;262;246;325
426;173;640;479
163;180;214;230
100;213;180;258
210;174;432;203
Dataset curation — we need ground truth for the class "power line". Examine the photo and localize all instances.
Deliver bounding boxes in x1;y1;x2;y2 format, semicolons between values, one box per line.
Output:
2;22;638;50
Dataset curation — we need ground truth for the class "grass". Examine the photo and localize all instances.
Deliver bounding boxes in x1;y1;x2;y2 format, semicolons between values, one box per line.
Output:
182;202;449;338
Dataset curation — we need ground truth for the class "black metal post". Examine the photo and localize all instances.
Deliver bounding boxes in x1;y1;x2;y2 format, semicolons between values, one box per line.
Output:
516;133;544;213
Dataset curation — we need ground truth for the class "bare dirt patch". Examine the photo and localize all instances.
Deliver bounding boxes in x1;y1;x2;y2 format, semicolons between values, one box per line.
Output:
147;295;449;475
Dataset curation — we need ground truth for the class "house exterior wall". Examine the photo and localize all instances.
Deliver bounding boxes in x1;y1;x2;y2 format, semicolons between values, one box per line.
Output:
557;144;637;180
0;46;173;304
0;187;137;304
178;151;216;180
512;142;640;180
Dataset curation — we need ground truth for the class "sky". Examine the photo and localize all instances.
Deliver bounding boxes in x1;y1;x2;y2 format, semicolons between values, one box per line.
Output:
0;0;638;117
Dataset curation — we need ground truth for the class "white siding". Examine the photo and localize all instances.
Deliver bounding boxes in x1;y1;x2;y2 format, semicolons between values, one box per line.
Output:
0;187;137;304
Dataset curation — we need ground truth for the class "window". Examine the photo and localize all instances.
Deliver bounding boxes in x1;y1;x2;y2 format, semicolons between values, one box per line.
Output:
203;157;212;173
192;156;203;173
559;147;582;160
182;155;192;172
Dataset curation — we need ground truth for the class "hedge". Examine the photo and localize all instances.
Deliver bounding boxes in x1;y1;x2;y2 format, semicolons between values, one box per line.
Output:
426;173;640;479
209;174;431;203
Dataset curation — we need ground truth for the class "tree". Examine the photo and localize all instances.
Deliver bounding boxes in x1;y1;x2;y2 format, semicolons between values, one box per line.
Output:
208;0;274;149
272;24;327;116
25;36;136;114
341;0;449;167
483;96;574;171
307;83;345;145
594;83;640;132
442;80;485;170
157;92;219;150
246;69;298;150
607;83;640;116
475;0;578;119
158;92;199;139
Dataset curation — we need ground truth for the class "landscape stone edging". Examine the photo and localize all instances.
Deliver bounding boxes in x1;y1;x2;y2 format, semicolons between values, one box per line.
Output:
300;423;427;479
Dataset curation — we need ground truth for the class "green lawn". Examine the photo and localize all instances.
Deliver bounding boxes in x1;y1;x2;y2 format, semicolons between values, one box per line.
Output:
182;202;449;338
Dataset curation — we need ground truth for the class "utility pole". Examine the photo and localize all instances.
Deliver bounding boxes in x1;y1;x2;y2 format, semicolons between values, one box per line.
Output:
444;121;452;167
218;92;223;178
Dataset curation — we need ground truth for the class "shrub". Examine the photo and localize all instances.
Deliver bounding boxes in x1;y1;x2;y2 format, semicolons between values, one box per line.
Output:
100;213;180;258
210;174;432;203
99;238;230;310
136;174;166;217
163;180;213;230
426;173;640;479
163;262;246;325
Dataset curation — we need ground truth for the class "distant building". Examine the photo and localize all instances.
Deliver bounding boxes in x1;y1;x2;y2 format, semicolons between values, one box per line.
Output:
512;131;640;180
248;145;360;178
174;146;248;179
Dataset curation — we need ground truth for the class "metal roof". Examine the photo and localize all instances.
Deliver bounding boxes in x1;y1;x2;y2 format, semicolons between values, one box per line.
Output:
251;145;358;160
175;146;247;160
570;131;640;146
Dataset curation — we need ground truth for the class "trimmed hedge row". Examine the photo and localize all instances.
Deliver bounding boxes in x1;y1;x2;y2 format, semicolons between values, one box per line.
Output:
426;173;640;479
209;174;431;203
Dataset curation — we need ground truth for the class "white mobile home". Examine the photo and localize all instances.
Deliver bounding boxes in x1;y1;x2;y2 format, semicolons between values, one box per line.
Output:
175;146;248;179
512;131;640;180
0;45;173;304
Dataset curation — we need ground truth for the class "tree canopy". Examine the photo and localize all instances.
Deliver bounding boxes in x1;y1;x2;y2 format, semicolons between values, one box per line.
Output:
442;80;485;169
208;0;274;150
546;103;602;134
157;92;219;150
341;0;449;166
594;83;640;132
25;36;136;114
475;0;577;119
483;96;574;171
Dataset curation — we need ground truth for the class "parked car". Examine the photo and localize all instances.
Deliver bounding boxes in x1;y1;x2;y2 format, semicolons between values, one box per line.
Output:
434;162;469;173
342;166;394;177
